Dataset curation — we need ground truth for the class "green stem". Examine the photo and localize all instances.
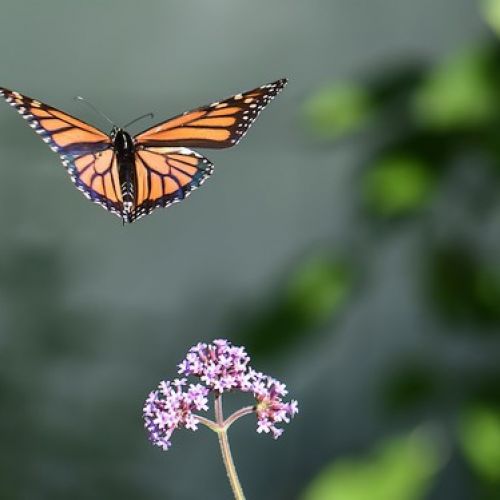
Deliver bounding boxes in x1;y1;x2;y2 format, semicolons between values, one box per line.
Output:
215;394;246;500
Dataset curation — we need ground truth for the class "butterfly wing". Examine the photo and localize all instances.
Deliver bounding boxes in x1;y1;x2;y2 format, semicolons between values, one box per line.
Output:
70;150;123;216
134;79;287;149
131;146;214;222
0;87;111;155
0;87;123;216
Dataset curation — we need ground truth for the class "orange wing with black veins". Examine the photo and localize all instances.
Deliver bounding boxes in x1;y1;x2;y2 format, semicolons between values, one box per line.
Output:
135;79;287;149
0;87;123;217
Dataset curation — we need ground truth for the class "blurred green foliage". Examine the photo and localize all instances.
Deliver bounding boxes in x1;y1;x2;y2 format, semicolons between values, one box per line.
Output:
429;245;500;327
363;155;435;217
382;362;440;413
459;406;500;483
302;429;445;500
240;254;353;356
303;43;500;219
286;254;351;323
304;37;500;326
302;83;373;140
480;0;500;35
413;49;498;130
300;11;500;500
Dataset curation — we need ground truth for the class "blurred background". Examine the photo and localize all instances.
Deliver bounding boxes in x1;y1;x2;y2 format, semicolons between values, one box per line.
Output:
0;1;499;499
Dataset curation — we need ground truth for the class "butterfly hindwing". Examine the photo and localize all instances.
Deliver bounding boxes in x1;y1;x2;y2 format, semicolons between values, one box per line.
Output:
135;78;287;149
69;150;123;216
131;147;214;222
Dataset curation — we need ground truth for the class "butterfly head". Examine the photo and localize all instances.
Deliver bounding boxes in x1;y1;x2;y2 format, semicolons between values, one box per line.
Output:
110;126;120;141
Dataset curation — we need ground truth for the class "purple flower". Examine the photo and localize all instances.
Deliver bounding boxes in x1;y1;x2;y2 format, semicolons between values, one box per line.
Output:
144;339;299;450
253;376;299;439
143;380;209;450
178;338;251;393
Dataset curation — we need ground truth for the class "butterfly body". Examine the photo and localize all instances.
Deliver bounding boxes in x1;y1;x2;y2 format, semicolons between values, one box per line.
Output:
0;79;287;223
111;128;137;219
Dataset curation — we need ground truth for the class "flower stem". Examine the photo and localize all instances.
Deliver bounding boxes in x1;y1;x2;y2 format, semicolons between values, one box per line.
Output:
195;415;220;433
224;406;255;429
215;394;246;500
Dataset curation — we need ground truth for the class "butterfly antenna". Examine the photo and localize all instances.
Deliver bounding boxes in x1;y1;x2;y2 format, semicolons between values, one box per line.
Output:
74;95;116;128
123;112;154;129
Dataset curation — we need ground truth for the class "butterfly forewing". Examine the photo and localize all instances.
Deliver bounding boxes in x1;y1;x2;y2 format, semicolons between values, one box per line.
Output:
135;78;287;149
0;87;110;156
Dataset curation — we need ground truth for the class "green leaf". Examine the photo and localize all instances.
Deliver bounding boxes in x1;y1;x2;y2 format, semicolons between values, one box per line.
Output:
480;0;500;36
459;406;500;482
412;49;497;130
303;83;373;140
363;155;435;217
302;429;445;500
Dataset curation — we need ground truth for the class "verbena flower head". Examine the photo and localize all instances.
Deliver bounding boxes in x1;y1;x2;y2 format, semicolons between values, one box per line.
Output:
143;339;298;450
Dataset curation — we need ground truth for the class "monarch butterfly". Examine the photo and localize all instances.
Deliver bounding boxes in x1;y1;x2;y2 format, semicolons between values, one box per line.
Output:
0;79;287;223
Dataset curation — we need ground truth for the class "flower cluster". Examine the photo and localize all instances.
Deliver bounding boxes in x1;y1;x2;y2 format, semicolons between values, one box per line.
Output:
143;380;209;450
178;339;252;393
252;371;299;439
143;339;298;450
